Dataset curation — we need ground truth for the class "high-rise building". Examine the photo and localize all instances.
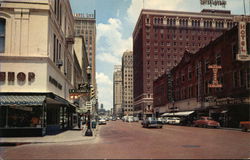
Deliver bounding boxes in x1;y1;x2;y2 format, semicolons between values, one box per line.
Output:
73;12;97;97
113;65;123;117
122;50;134;116
73;11;97;115
133;9;237;119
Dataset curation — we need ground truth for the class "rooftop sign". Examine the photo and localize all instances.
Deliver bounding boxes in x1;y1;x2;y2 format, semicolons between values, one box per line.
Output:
200;0;227;8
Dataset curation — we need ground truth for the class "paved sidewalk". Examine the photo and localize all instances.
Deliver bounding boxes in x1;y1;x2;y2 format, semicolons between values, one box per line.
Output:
0;125;99;144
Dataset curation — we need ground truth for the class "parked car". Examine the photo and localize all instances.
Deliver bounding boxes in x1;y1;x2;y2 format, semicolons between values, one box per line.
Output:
166;117;181;125
142;117;163;128
99;119;107;125
133;117;139;122
193;116;220;128
127;116;134;122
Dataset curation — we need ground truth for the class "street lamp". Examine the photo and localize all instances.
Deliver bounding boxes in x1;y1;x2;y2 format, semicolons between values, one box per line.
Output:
85;66;93;136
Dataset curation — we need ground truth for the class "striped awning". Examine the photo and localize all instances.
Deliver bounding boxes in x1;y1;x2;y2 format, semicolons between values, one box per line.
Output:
0;95;46;106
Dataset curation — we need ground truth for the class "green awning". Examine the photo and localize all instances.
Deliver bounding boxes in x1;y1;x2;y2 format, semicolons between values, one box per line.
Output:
0;95;46;106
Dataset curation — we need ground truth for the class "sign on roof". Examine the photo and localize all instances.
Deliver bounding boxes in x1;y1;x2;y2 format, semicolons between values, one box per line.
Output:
200;0;227;8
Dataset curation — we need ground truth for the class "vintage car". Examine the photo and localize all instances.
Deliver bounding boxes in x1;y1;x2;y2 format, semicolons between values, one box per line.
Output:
98;119;107;125
142;117;163;128
193;116;220;128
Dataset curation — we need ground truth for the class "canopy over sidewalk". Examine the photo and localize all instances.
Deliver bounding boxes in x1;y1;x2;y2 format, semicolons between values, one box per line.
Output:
161;111;194;117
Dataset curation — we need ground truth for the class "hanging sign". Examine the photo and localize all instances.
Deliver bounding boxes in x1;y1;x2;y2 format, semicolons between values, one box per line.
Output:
208;65;222;88
233;16;250;61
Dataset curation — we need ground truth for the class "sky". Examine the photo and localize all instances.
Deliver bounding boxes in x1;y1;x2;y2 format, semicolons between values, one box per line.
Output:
70;0;249;110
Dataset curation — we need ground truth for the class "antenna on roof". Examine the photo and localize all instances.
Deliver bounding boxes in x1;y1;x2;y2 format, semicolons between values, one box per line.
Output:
143;0;144;9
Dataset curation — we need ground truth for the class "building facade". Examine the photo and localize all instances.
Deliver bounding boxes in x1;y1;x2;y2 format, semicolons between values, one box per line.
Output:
153;24;250;128
122;50;133;116
73;36;90;114
133;9;237;119
113;65;123;117
73;12;97;107
0;0;83;136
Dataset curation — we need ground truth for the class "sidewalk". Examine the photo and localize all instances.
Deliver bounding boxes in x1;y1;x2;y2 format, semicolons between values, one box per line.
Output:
0;125;99;144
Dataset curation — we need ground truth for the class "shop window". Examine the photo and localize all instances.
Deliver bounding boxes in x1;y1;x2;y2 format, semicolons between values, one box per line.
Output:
0;18;6;53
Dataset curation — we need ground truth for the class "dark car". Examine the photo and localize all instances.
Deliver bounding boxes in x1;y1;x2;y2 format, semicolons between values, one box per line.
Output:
142;117;163;128
193;116;220;128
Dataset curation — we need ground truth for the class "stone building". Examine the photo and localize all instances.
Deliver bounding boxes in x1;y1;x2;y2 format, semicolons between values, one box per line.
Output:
0;0;83;136
133;9;238;119
113;65;122;117
122;50;133;116
73;12;97;113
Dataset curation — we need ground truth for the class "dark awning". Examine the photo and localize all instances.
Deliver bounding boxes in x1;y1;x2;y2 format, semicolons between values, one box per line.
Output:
0;95;46;106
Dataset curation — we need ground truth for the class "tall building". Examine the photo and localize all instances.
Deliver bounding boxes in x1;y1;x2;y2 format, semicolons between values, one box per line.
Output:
113;65;122;117
0;0;82;136
122;50;134;116
133;9;237;119
73;11;97;114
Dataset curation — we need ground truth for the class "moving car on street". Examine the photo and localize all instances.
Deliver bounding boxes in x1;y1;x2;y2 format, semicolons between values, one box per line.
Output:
142;117;163;128
193;116;220;128
99;118;107;125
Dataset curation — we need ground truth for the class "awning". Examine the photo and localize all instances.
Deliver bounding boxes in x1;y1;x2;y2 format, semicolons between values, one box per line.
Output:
0;95;46;106
161;111;194;117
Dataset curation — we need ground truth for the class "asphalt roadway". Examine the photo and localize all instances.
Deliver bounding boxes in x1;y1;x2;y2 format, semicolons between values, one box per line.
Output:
1;120;250;159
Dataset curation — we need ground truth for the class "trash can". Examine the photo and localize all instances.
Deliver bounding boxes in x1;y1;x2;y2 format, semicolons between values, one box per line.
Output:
92;121;97;129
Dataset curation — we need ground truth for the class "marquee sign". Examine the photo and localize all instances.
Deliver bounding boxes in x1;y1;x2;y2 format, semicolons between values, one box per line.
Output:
233;16;250;61
200;0;227;8
208;65;222;88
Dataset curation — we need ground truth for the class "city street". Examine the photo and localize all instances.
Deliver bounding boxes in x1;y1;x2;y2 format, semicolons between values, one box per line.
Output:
1;120;250;159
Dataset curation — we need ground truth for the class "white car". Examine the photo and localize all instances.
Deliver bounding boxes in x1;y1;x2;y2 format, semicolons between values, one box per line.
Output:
166;117;181;124
99;119;107;125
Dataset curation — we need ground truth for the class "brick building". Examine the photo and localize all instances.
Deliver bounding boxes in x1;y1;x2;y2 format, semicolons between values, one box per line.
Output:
153;25;250;128
133;9;237;119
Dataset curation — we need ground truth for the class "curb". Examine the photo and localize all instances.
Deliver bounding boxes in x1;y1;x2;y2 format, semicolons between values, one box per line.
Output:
0;126;100;145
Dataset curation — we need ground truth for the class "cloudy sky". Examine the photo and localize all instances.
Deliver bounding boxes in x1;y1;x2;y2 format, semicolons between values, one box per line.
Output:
70;0;249;110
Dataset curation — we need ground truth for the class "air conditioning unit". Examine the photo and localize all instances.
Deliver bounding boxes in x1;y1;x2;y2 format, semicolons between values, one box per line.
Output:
56;59;63;67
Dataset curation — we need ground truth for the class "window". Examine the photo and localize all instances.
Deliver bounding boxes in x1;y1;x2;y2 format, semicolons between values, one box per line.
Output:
216;54;221;65
239;70;244;87
0;19;6;53
205;59;209;73
233;72;238;88
247;68;250;88
232;43;237;60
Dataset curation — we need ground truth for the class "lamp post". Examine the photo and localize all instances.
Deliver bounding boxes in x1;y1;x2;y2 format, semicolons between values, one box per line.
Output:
85;66;93;136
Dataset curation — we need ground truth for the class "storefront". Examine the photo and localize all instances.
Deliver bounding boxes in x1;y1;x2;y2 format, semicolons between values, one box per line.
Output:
0;93;77;137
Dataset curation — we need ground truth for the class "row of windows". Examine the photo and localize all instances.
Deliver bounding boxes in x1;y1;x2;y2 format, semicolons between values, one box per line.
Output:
174;69;250;101
150;17;236;29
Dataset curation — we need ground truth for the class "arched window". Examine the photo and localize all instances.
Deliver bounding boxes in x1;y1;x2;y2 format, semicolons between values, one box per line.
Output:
0;18;5;53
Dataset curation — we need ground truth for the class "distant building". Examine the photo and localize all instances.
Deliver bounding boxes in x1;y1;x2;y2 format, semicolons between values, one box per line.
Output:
153;25;250;128
133;9;238;119
113;65;123;117
122;50;134;116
